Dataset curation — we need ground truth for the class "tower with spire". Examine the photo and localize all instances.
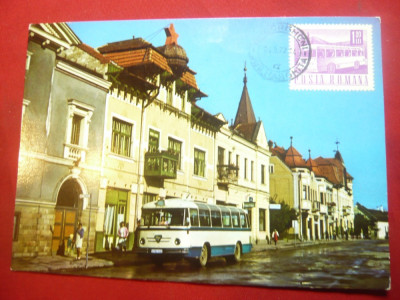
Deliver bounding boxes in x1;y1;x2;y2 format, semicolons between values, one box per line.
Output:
231;64;268;149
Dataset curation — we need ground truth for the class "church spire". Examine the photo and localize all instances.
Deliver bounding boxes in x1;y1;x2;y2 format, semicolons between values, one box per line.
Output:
233;63;256;127
243;61;247;85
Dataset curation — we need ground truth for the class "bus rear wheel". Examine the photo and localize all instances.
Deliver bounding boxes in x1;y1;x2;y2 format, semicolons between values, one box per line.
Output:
226;242;242;263
199;244;209;267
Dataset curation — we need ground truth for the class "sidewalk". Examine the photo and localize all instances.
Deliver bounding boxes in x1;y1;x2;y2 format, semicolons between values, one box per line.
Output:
11;239;351;272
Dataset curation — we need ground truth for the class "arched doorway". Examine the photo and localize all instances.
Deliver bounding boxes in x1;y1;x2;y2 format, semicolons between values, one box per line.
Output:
52;178;83;254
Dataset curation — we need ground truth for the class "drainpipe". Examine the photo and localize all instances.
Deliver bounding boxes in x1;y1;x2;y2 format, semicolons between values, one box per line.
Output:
134;87;160;231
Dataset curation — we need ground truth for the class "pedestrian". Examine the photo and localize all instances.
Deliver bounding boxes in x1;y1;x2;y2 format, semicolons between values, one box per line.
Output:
66;234;74;256
74;222;84;260
273;229;279;246
117;221;129;253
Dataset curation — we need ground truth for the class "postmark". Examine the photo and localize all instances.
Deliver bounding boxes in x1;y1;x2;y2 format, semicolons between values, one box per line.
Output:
249;23;311;82
289;24;374;91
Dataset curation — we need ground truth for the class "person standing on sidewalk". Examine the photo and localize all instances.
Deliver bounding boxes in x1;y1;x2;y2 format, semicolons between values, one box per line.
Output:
273;229;279;246
117;221;129;253
74;222;84;260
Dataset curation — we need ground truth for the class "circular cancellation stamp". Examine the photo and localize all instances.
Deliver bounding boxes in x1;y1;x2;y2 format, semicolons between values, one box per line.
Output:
249;23;311;82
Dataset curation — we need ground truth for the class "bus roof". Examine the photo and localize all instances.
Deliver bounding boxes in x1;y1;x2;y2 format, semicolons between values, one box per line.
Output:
142;198;247;213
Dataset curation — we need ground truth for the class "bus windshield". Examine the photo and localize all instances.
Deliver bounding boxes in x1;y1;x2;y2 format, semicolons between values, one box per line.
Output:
141;208;186;226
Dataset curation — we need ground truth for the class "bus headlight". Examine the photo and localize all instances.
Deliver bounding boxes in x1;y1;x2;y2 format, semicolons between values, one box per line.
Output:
140;238;145;245
174;238;181;245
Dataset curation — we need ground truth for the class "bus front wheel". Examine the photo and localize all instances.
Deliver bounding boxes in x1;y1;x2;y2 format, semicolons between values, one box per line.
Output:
199;244;209;267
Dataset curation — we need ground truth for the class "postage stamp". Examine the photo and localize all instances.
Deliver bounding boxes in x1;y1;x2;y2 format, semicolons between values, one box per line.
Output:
289;24;374;91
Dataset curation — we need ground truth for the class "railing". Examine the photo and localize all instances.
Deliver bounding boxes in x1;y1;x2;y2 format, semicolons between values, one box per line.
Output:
301;199;312;210
312;201;320;212
64;143;86;162
144;150;178;179
216;164;239;185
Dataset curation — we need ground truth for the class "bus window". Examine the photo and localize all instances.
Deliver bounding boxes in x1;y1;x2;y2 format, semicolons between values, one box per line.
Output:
352;49;357;56
232;211;240;228
210;209;222;227
222;211;231;227
311;49;316;57
336;49;344;57
317;49;325;58
345;49;351;57
326;49;334;57
199;209;211;227
240;213;248;228
141;208;186;226
190;208;199;226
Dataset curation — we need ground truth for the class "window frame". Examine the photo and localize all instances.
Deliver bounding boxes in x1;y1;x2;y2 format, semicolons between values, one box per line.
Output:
111;117;133;157
194;148;206;177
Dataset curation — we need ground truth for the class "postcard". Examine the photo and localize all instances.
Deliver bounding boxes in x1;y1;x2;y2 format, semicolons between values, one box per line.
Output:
11;17;389;291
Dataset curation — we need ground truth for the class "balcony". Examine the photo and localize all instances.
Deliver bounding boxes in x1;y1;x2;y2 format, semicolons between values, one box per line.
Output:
64;143;86;162
144;150;178;179
312;201;320;212
217;164;239;185
320;204;327;214
301;199;311;210
343;206;352;216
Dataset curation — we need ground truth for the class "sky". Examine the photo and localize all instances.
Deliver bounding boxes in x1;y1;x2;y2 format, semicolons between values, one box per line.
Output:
68;17;387;210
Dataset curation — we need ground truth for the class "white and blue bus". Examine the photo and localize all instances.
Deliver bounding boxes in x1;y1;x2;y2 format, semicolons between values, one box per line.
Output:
136;199;252;266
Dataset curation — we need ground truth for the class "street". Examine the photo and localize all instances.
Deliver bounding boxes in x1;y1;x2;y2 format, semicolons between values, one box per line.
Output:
57;239;390;290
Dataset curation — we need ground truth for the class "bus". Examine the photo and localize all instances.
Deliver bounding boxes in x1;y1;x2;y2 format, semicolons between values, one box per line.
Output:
307;44;367;73
135;198;252;266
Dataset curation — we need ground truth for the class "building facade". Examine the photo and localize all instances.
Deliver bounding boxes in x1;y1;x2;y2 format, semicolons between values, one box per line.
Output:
14;23;272;257
269;139;354;240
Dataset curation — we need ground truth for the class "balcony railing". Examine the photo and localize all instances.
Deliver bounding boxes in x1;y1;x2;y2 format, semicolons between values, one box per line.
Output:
64;143;86;162
301;199;311;210
312;201;320;212
144;150;178;179
328;205;336;215
217;164;239;185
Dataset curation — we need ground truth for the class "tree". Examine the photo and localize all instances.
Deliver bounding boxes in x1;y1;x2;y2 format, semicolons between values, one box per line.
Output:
269;200;297;236
354;213;375;238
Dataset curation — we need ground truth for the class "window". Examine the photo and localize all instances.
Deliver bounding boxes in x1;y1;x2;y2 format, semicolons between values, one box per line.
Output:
190;209;199;226
111;118;132;157
259;209;266;231
269;164;274;174
71;115;83;145
261;164;266;184
228;151;232;165
148;129;159;152
244;158;247;179
221;209;231;227
168;138;182;169
167;85;173;105
303;185;307;199
143;192;158;205
218;147;225;166
232;211;240;228
251;161;254;181
199;209;211;227
240;212;248;228
236;155;239;177
13;212;21;241
64;99;94;162
194;149;205;177
210;210;222;227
